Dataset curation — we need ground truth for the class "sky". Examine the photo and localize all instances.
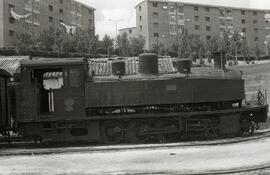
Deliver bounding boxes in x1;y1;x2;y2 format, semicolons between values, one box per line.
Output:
78;0;270;39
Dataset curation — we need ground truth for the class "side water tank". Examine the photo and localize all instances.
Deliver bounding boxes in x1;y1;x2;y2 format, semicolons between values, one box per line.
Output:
138;53;158;75
112;60;125;76
176;58;192;74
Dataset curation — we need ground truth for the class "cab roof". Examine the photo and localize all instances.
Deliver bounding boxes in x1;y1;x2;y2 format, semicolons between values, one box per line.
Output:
20;58;86;68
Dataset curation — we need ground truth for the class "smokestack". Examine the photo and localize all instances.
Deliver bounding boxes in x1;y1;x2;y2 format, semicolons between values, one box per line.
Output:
138;53;159;75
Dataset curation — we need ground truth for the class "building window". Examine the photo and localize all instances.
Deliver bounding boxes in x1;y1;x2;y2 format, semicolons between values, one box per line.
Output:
242;28;246;33
206;35;211;40
254;28;258;32
154;33;159;37
242;19;246;24
205;7;210;12
194;16;199;21
153;22;159;28
25;0;40;13
206;26;211;31
59;0;63;4
178;15;184;20
49;5;53;11
153;2;158;8
140;16;142;21
59;19;64;23
194;25;200;30
140;25;142;32
153;12;158;18
169;6;175;13
139;6;141;11
49;16;53;22
241;10;245;15
9;17;15;24
255;37;259;41
219;9;225;17
129;30;132;34
89;19;92;25
194;6;198;11
9;30;14;37
178;6;183;13
170;15;176;23
226;9;231;13
89;10;92;15
253;20;257;24
205;16;210;22
253;11;257;15
59;8;63;14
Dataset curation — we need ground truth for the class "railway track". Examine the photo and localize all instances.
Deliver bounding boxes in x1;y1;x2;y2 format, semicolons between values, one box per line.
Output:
1;129;270;157
128;166;270;175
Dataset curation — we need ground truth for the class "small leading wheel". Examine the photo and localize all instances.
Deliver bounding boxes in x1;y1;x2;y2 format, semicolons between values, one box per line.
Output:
33;136;43;144
101;120;124;144
240;121;255;137
126;119;151;143
154;118;179;142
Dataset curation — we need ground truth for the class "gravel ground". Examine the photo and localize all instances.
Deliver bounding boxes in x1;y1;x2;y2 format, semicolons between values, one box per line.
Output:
1;136;270;174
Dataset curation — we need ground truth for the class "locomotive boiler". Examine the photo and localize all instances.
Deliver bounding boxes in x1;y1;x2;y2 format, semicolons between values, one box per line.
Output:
1;51;268;144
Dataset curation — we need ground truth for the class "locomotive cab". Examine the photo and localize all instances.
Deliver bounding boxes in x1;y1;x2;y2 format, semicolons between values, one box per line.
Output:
17;58;88;123
0;69;12;135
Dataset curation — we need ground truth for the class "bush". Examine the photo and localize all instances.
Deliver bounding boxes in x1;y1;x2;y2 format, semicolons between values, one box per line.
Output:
258;55;270;60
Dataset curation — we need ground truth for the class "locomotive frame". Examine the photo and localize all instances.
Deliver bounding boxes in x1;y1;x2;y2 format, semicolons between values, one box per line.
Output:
0;53;269;144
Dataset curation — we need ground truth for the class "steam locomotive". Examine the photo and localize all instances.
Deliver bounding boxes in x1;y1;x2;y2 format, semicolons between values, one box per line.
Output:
0;51;268;144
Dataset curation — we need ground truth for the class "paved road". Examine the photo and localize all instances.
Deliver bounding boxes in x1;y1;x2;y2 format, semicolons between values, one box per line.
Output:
1;136;270;175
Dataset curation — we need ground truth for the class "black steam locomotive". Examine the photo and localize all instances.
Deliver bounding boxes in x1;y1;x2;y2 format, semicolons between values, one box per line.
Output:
0;51;268;144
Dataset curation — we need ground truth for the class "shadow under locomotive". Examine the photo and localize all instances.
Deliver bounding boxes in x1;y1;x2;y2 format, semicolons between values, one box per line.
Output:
0;51;268;144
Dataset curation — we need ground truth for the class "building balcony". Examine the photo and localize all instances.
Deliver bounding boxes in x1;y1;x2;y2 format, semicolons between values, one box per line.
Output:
25;6;40;14
25;19;40;26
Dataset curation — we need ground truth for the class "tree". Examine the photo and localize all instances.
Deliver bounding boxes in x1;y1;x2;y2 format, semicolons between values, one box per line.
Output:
206;36;219;62
117;32;131;56
151;39;166;55
240;38;251;61
176;29;190;58
130;35;145;56
169;29;205;59
102;34;114;55
15;23;39;53
254;44;261;60
39;26;56;52
16;32;34;53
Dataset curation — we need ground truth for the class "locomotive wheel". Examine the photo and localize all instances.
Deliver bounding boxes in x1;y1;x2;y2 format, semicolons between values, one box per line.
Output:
126;119;151;143
240;121;255;137
154;118;179;142
101;120;124;144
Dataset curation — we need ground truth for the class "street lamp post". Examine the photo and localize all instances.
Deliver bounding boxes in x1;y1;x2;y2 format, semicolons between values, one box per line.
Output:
264;41;268;55
108;19;121;56
109;19;118;39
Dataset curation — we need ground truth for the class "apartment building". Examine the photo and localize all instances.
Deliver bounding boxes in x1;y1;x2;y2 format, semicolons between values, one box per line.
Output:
0;0;95;49
119;27;138;38
136;0;268;55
